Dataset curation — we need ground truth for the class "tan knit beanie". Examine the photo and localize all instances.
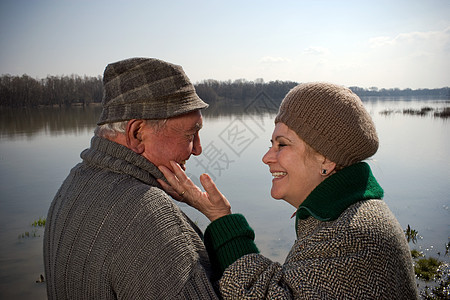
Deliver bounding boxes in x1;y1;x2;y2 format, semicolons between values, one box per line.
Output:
275;82;378;167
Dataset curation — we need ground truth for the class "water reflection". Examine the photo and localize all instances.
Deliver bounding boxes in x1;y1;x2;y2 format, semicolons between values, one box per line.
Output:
0;105;103;138
1;97;448;139
0;97;449;299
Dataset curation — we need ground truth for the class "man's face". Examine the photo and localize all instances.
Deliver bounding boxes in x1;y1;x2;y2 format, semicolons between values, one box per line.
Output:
140;110;203;171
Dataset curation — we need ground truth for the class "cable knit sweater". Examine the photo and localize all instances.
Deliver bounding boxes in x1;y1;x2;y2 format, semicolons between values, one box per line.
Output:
44;136;218;299
204;162;419;299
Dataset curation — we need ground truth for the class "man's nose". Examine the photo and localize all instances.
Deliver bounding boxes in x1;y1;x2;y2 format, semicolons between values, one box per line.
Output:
191;132;202;156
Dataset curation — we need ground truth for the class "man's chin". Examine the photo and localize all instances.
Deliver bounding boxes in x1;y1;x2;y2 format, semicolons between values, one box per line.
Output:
179;160;187;171
166;160;187;171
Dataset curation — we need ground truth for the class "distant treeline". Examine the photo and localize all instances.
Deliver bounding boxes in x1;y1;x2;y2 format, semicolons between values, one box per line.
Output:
194;79;298;114
348;85;450;98
0;74;103;107
0;74;448;108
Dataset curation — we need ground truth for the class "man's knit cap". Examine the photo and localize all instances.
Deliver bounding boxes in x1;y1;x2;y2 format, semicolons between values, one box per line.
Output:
275;82;378;167
97;57;208;125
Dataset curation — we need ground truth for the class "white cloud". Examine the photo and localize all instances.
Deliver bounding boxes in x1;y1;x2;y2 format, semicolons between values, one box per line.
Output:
368;36;394;48
362;26;450;88
303;46;330;56
259;56;291;63
369;26;450;50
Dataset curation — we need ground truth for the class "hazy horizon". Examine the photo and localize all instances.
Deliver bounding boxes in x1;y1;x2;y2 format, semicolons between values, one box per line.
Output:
1;0;449;90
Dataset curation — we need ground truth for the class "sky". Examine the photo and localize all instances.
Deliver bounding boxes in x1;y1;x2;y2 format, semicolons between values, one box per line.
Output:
0;0;449;89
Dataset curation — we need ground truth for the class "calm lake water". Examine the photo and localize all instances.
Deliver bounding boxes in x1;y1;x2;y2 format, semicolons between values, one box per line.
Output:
0;97;449;298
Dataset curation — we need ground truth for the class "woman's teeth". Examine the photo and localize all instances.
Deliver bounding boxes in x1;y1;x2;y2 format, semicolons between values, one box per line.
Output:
272;172;287;178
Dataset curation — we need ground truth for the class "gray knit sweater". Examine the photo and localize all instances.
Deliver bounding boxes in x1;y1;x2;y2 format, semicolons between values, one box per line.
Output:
44;136;218;299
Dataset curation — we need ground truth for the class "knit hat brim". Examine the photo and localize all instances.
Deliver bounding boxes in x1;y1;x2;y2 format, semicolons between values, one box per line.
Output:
98;92;208;125
97;57;208;125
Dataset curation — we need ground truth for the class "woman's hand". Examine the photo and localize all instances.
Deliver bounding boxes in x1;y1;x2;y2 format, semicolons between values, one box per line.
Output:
157;161;232;222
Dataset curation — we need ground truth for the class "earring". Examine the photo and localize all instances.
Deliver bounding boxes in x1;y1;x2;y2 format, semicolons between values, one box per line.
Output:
322;169;327;175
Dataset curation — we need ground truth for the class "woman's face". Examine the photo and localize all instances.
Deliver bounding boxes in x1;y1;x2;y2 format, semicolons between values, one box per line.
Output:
262;122;325;208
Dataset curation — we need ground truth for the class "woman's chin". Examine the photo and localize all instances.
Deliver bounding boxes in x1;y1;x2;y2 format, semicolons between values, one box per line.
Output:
270;190;283;200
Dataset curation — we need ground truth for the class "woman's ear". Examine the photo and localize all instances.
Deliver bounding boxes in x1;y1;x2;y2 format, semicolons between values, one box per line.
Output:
320;157;337;176
126;119;145;154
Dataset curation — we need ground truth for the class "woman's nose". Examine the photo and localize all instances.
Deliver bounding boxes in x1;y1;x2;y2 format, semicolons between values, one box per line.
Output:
262;147;274;165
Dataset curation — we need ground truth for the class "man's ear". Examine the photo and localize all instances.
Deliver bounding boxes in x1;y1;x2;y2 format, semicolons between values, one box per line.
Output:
126;119;145;154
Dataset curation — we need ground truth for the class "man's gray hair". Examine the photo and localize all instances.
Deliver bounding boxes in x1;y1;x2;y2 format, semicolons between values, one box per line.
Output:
95;119;168;139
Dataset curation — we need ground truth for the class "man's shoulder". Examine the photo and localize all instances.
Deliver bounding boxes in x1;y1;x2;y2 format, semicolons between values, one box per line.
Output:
109;176;172;207
61;163;172;212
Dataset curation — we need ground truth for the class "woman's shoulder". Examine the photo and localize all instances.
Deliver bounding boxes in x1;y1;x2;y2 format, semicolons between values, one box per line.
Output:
337;199;407;249
292;199;410;262
296;199;405;250
344;199;398;229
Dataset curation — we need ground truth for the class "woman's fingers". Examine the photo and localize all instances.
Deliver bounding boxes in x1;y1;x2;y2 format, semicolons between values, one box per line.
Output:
159;162;201;206
199;173;232;221
156;178;184;202
159;165;178;184
200;174;222;202
159;164;185;192
158;165;186;200
170;161;190;183
159;161;232;221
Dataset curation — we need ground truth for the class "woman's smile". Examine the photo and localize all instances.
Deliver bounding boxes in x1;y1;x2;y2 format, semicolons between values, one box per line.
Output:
271;171;287;180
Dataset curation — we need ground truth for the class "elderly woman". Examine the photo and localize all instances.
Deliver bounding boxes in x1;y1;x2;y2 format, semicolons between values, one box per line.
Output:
159;82;418;299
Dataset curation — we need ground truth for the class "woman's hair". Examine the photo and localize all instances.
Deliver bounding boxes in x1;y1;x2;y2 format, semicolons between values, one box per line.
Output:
95;119;168;139
302;138;344;172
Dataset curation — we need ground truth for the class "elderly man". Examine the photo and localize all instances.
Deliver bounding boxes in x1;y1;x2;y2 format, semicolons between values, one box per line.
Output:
44;58;218;299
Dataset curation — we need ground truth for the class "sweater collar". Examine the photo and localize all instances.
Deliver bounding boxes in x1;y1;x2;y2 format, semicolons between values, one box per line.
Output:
295;162;383;224
81;136;165;186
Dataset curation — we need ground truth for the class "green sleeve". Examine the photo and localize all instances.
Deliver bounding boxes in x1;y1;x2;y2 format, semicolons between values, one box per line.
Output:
204;214;259;277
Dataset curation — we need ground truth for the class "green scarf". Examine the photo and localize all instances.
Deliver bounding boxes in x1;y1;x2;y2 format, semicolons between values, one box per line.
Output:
296;162;384;225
